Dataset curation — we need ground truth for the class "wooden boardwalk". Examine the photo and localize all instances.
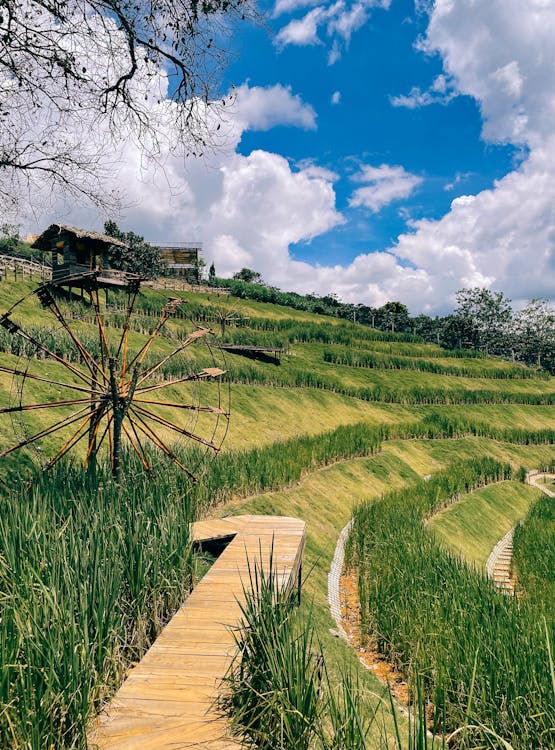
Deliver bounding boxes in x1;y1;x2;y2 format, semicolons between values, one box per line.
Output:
89;514;306;749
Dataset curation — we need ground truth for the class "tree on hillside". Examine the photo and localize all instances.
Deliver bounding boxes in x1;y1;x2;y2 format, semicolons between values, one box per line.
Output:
208;262;216;283
0;224;20;254
514;299;555;371
377;301;410;333
454;288;513;355
233;268;263;284
0;0;251;213
438;313;475;350
104;221;162;279
191;257;206;284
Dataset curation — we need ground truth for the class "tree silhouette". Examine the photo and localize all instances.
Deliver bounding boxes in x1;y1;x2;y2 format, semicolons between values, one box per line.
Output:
0;0;252;213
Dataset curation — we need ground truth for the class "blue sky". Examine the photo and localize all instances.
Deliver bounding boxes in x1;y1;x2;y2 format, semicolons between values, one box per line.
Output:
21;0;555;314
226;0;518;267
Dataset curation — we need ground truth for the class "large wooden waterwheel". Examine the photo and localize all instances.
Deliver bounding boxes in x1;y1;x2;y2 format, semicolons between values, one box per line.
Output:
0;275;229;481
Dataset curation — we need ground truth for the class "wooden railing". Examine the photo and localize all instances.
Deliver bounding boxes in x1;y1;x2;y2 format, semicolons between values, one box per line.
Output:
0;254;51;281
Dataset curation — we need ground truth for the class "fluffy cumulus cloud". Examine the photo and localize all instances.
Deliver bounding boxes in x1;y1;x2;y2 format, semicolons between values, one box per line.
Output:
17;1;555;314
275;0;390;60
23;82;344;286
273;0;555;312
271;0;555;311
232;83;317;132
349;164;423;212
390;74;458;109
380;0;555;309
422;0;555;146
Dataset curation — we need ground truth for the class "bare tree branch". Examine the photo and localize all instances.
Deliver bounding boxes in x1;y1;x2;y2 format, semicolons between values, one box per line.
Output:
0;0;254;214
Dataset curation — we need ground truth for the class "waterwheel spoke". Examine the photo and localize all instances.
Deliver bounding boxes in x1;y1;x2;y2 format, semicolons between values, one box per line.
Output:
0;397;100;415
115;285;140;381
133;327;212;388
121;421;152;471
0;403;94;459
133;398;228;415
0;366;103;396
88;285;112;373
42;412;98;472
126;417;152;470
127;412;196;480
134;367;226;395
86;412;112;465
131;404;218;450
0;314;97;388
36;285;108;386
125;297;184;374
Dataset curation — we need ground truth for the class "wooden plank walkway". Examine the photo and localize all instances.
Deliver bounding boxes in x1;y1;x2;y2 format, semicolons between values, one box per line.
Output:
89;514;306;749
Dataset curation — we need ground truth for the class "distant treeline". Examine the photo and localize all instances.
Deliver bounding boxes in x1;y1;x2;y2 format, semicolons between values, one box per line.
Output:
208;278;555;374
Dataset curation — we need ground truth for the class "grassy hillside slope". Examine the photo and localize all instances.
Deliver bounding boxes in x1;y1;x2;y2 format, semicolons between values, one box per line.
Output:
0;276;553;749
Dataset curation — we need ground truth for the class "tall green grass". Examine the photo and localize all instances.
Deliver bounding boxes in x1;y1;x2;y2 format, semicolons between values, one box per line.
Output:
225;361;555;405
324;347;548;380
219;555;443;750
348;459;555;748
0;458;196;749
513;492;555;619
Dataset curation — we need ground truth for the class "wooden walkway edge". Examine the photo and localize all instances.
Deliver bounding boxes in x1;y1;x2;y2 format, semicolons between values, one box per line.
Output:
88;514;306;749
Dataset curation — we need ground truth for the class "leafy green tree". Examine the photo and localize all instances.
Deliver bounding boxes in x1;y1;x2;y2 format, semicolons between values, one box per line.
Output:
378;301;410;333
233;268;263;284
411;314;436;340
103;221;162;280
439;313;475;350
454;288;513;355
514;298;555;371
0;223;20;254
208;262;216;283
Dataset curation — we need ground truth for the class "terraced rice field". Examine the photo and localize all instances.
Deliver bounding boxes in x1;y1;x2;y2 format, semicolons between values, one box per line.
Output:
0;278;553;748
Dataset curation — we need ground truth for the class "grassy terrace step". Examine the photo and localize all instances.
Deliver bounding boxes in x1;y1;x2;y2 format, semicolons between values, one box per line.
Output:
428;480;541;567
323;346;548;379
513;487;555;618
348;459;555;748
225;355;555;404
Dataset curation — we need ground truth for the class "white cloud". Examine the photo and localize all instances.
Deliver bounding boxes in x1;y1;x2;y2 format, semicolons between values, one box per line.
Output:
327;2;369;43
275;0;391;59
444;171;474;192
275;8;326;48
273;0;320;17
349;164;423;212
370;0;555;309
233;83;317;132
265;0;555;311
390;74;458;109
422;0;555;146
331;90;341;104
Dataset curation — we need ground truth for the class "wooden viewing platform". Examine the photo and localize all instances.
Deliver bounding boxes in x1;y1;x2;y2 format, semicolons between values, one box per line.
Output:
89;514;307;749
213;344;286;361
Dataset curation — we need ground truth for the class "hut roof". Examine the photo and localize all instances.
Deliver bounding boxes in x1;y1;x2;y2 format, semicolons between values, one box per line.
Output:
31;223;128;251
